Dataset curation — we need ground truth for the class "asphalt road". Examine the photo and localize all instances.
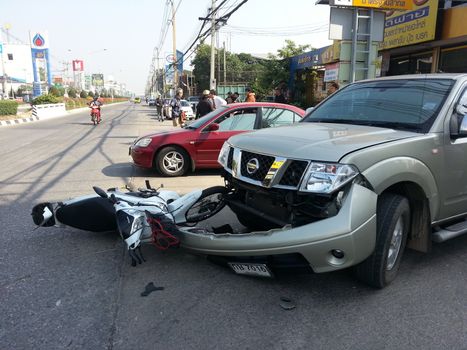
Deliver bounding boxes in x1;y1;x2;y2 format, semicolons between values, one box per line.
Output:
1;102;466;350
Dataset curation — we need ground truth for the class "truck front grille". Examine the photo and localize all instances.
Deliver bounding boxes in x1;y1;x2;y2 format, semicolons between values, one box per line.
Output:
279;160;308;187
240;151;275;181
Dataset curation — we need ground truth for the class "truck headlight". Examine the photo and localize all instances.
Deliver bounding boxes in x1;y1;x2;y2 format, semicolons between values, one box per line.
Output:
300;162;359;194
135;137;152;147
218;142;230;167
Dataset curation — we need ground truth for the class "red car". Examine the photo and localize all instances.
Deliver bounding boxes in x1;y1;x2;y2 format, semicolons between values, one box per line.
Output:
130;102;305;176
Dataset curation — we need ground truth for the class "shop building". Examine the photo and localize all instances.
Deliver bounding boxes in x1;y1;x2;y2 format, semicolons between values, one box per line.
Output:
380;0;467;76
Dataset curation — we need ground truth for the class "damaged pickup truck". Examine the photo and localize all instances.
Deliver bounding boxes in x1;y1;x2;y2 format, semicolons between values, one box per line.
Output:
180;74;467;288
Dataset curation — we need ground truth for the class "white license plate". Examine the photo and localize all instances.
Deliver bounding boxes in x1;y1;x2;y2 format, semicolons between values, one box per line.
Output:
228;263;272;278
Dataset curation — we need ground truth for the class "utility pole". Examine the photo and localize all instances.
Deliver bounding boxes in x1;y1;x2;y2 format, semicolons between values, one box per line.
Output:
223;41;226;84
216;31;220;86
171;0;178;89
210;0;216;90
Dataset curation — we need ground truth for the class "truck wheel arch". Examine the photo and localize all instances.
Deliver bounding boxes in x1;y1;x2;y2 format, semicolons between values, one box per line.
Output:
361;157;439;220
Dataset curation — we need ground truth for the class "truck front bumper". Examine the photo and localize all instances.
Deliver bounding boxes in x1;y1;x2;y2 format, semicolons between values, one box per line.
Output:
178;184;378;273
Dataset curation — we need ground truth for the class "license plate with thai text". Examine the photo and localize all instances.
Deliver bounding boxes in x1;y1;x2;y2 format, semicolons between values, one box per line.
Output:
228;262;272;278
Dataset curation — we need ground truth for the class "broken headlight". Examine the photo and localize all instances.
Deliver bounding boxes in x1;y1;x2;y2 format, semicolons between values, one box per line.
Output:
218;142;230;167
300;162;359;194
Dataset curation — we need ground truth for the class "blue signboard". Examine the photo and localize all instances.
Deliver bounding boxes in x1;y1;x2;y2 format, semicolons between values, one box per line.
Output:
33;82;42;97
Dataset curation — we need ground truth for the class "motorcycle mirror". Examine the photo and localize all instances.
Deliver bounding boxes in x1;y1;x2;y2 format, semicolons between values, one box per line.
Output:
110;193;118;204
93;186;108;199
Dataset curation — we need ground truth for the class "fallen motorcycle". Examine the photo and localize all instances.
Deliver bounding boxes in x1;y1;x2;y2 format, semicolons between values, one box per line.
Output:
31;181;227;266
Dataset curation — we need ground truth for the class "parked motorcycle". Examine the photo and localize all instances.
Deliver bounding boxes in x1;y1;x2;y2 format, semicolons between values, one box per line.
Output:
31;182;227;265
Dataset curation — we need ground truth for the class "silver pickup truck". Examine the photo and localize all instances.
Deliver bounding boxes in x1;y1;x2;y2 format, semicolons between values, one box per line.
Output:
178;74;467;288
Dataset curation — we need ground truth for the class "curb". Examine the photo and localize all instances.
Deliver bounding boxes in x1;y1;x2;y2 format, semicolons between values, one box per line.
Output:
0;115;40;127
0;102;128;127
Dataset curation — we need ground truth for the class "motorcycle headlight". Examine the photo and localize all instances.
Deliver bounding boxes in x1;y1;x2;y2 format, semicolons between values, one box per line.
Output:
218;142;230;167
300;162;359;194
135;137;152;147
116;210;145;239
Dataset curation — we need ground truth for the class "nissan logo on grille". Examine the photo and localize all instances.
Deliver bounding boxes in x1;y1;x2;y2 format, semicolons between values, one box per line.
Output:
246;158;259;174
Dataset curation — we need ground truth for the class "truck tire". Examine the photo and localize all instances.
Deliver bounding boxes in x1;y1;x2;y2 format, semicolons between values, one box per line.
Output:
354;193;410;288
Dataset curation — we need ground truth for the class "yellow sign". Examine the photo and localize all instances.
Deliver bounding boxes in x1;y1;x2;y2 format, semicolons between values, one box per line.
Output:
379;0;439;50
353;0;412;10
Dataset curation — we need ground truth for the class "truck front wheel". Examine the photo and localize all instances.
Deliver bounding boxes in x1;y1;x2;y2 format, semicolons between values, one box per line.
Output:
354;193;410;288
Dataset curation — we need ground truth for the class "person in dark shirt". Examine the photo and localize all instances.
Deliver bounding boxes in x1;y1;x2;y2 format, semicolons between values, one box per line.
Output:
274;88;286;103
195;90;213;119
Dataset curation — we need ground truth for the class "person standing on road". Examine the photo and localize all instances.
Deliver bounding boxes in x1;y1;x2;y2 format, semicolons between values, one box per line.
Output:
245;88;256;102
155;96;163;121
274;88;286;103
226;91;234;104
170;88;184;127
208;89;227;110
196;90;213;119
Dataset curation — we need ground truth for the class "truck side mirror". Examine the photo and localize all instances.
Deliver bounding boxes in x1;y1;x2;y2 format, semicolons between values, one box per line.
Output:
459;115;467;136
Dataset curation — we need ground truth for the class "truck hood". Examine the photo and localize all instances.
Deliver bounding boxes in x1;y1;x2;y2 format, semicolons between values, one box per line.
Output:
227;123;419;162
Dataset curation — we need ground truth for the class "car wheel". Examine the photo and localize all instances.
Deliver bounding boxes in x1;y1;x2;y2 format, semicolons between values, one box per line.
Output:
156;146;190;177
353;193;410;288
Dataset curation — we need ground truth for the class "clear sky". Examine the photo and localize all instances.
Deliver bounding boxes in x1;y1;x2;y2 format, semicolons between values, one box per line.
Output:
1;0;331;94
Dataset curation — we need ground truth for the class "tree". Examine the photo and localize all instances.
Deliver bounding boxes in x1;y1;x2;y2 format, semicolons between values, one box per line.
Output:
88;91;94;97
79;90;88;98
276;39;311;59
191;40;311;101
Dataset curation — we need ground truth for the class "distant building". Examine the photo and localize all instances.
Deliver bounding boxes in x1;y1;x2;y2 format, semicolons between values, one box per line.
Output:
0;43;34;96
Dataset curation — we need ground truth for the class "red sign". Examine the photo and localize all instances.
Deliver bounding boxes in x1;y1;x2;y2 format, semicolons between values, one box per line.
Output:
72;60;84;71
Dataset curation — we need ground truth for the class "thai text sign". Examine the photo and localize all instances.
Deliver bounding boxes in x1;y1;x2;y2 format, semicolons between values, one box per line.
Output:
379;0;438;50
353;0;412;10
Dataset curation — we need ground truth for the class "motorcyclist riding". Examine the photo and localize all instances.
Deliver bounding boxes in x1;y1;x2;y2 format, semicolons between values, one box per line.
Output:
89;96;102;124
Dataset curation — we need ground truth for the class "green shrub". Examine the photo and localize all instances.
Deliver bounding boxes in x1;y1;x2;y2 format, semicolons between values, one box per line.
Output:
0;100;19;115
32;94;60;105
67;88;77;98
79;90;88;98
49;86;65;97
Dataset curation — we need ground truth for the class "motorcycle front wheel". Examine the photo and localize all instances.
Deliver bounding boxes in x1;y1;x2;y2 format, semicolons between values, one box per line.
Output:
185;186;228;223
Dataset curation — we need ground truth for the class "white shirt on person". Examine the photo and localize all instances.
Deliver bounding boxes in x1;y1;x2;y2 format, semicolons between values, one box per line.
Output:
209;95;227;109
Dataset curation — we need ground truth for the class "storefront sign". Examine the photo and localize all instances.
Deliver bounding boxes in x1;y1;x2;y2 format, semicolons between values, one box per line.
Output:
379;0;438;50
352;0;412;10
324;63;340;82
322;42;341;64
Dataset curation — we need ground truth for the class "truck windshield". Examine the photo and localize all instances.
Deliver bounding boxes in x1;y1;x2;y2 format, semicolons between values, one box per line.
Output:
302;79;455;133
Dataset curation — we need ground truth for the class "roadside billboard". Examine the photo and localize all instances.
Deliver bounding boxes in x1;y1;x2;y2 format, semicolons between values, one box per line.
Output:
72;60;84;71
92;74;104;87
379;0;439;50
29;30;51;96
